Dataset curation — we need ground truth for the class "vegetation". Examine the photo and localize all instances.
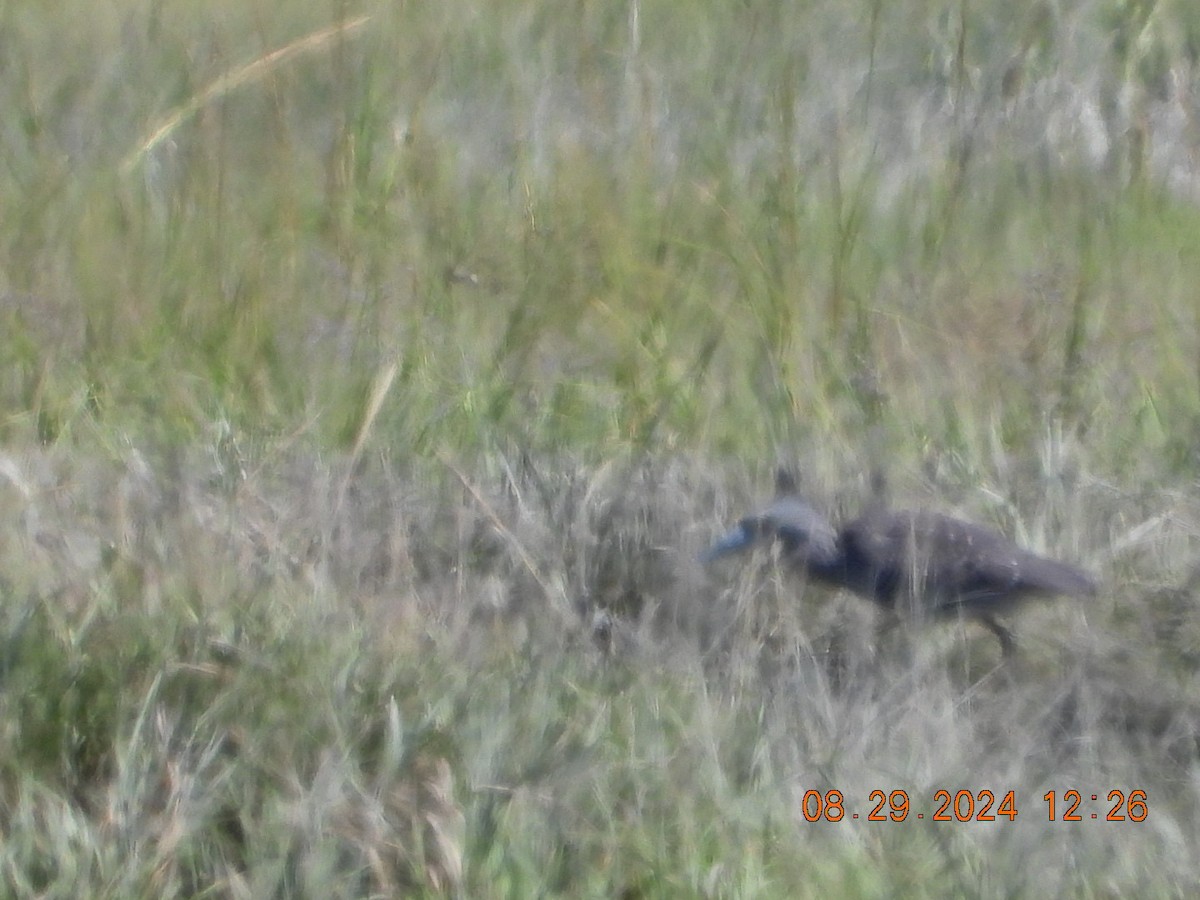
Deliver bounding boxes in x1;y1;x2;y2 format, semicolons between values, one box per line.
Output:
2;0;1200;895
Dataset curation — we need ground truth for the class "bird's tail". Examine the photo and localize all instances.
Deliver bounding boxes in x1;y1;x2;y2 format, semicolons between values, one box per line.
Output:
1028;556;1098;597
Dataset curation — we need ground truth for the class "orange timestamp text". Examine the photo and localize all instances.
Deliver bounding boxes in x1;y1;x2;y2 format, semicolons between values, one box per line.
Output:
800;789;1148;823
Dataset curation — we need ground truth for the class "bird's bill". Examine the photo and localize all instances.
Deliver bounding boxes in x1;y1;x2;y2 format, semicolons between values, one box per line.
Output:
701;524;754;563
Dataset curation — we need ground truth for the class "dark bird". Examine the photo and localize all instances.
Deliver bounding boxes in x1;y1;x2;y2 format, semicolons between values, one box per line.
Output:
704;472;1098;656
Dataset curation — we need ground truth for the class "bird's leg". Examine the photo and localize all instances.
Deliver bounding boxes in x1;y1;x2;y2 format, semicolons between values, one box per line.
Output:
873;610;917;662
873;610;900;648
979;614;1016;659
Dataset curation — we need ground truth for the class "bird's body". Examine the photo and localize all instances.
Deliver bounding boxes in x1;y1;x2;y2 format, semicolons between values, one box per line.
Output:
705;476;1097;655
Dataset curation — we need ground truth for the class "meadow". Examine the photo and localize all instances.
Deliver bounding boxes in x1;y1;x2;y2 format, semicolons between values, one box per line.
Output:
2;0;1200;895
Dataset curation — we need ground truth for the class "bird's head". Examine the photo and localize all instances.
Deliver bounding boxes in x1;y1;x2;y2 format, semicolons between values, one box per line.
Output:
703;494;839;565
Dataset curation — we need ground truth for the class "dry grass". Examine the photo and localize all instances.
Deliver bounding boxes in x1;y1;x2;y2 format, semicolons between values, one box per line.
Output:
0;440;1199;895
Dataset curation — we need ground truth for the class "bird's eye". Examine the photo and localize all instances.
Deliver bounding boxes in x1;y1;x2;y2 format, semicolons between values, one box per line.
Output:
776;524;808;544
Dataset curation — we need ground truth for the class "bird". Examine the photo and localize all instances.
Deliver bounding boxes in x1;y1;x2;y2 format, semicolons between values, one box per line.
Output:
704;471;1098;656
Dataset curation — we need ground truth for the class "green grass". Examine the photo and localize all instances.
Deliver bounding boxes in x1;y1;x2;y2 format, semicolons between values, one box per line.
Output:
2;0;1200;895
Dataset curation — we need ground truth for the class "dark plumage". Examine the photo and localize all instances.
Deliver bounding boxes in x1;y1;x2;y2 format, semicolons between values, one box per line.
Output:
705;473;1098;655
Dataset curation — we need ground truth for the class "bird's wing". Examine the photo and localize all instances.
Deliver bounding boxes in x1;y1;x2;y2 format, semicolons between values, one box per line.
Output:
908;512;1096;607
848;510;1095;612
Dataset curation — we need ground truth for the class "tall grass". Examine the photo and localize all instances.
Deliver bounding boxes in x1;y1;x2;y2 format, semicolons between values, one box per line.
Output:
1;0;1200;895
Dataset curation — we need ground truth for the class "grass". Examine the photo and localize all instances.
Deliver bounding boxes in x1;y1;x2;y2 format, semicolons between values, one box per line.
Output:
2;0;1200;895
